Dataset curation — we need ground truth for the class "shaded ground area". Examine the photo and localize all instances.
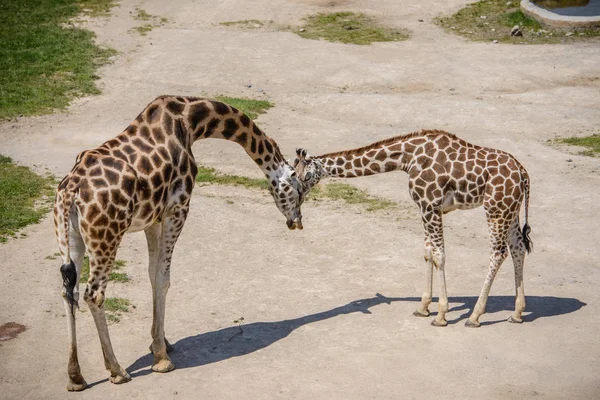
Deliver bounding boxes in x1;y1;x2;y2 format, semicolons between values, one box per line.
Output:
0;0;599;399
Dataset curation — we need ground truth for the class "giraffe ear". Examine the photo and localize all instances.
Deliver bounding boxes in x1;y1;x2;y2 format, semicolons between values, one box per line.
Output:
296;148;310;161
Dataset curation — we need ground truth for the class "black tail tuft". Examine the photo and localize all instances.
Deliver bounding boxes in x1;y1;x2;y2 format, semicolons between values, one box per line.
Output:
522;223;533;254
60;260;78;315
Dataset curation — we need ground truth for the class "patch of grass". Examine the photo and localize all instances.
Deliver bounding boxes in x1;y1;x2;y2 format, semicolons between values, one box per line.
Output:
555;134;600;156
436;0;600;44
130;7;168;36
134;8;152;21
214;96;274;120
45;252;62;260
80;257;130;283
0;156;55;243
220;20;265;28
196;165;269;190
0;0;117;119
308;182;395;211
132;24;154;36
103;297;131;323
297;12;409;45
78;0;117;17
104;297;130;312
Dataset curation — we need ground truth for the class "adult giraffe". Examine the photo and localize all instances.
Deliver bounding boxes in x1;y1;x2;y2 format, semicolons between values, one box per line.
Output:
54;96;306;391
294;129;532;328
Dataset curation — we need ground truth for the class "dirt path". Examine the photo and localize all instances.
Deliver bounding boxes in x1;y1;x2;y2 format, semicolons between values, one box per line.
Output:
1;1;599;399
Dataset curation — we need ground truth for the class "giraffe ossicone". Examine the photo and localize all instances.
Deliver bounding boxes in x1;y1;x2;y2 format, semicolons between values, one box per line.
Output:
53;96;306;391
294;129;532;327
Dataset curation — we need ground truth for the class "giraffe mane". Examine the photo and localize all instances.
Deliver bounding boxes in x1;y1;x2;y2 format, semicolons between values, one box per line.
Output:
317;129;458;159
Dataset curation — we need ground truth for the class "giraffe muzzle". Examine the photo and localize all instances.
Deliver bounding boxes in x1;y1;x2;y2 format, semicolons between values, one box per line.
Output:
287;218;303;230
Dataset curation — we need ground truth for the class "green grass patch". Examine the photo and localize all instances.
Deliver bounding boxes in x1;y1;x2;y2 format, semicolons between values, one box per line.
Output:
196;165;269;190
104;297;130;312
130;7;168;36
103;297;131;323
79;0;117;17
296;12;409;45
80;257;130;283
196;165;395;212
215;96;274;120
436;0;600;44
132;24;154;36
220;20;265;28
555;134;600;156
0;156;55;243
0;0;118;119
134;8;153;21
308;182;395;211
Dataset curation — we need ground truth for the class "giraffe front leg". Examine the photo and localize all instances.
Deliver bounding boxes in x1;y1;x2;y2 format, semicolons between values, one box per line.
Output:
430;248;449;327
149;209;188;373
413;238;433;317
145;224;175;355
419;210;449;327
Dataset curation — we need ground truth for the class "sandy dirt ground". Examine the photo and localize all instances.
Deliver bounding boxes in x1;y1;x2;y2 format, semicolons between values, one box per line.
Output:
1;0;599;399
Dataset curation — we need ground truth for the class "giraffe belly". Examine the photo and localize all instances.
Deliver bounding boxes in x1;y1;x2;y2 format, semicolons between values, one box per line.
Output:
441;191;483;213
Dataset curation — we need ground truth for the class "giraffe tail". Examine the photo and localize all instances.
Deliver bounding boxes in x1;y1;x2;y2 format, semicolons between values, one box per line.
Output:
57;182;78;314
521;169;533;254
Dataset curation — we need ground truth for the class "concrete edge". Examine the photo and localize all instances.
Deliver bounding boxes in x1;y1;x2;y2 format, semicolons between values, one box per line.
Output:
520;0;600;28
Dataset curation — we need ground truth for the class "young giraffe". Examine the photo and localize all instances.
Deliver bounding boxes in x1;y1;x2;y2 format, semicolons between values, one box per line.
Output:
54;95;306;391
294;129;532;327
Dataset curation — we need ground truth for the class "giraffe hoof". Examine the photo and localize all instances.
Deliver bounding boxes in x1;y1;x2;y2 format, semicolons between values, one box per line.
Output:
413;310;430;317
66;378;87;391
508;316;523;324
465;319;481;328
431;319;448;327
109;370;131;384
152;359;175;373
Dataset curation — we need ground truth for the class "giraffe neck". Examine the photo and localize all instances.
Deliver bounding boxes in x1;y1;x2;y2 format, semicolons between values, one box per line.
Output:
188;99;287;178
129;96;289;180
314;134;424;178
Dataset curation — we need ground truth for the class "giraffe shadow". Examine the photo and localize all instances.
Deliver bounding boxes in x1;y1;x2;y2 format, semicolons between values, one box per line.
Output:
125;293;585;377
441;295;586;326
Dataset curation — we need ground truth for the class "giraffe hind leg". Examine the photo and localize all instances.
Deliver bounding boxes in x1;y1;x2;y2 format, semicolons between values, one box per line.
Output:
466;211;512;327
84;248;131;384
508;217;527;323
58;213;87;391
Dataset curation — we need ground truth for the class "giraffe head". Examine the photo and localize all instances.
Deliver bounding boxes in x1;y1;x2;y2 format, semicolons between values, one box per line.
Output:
293;148;324;191
268;163;306;230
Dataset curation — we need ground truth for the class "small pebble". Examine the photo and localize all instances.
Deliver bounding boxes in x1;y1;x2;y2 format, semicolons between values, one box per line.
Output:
492;39;499;43
566;159;573;162
418;19;424;22
299;28;305;32
565;32;573;37
480;15;487;19
491;28;496;32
